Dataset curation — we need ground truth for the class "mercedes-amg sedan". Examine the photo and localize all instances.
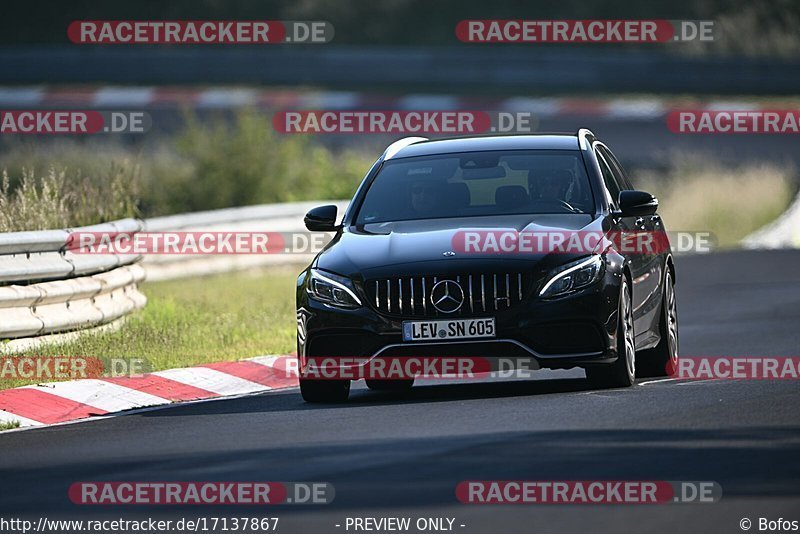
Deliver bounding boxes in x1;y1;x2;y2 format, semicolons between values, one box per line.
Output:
296;130;678;402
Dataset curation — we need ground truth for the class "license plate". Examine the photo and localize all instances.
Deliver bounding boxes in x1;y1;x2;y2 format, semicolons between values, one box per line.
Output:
402;318;496;342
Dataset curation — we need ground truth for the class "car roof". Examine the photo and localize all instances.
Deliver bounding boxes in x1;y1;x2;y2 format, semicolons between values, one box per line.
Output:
386;134;581;160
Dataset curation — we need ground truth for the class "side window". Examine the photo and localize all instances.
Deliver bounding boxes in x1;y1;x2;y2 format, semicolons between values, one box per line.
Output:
599;146;633;190
595;150;622;208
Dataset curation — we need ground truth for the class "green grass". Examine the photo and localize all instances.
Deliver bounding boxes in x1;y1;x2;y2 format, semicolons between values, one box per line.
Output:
1;266;300;390
0;420;20;431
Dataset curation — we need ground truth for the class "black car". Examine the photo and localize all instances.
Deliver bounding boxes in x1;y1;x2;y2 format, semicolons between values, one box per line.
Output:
296;130;678;402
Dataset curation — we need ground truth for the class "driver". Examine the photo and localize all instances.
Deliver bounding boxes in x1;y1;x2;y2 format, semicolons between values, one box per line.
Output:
532;170;572;202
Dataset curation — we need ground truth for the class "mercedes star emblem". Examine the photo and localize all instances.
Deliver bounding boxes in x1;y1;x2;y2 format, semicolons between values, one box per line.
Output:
430;279;465;314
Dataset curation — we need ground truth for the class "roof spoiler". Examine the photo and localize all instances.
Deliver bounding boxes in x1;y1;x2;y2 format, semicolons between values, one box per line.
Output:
382;136;429;160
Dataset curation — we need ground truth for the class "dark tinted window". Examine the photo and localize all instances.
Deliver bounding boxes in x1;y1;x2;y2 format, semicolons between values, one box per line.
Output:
355;150;594;224
595;150;622;208
599;146;633;190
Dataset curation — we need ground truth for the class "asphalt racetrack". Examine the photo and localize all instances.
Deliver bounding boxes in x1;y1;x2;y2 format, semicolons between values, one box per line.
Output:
1;249;798;533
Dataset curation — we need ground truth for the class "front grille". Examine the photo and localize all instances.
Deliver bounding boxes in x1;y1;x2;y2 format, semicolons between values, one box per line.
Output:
367;273;528;317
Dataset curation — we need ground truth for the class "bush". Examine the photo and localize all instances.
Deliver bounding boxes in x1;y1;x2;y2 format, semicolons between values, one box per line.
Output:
0;164;140;232
0;110;373;230
142;111;370;214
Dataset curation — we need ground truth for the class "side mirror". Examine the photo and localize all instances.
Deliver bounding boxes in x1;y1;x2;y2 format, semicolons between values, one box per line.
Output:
304;205;339;232
618;190;658;217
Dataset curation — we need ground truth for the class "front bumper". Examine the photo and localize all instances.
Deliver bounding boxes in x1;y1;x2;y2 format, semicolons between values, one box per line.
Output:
297;266;623;375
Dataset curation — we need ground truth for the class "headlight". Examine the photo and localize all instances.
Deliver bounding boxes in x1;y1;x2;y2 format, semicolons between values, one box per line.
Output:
539;255;604;298
307;269;362;308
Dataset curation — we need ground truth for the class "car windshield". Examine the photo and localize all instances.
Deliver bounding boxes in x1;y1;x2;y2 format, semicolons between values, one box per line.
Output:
355;150;594;224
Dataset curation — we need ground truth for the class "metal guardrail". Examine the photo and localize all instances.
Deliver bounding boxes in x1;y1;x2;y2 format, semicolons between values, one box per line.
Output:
0;218;147;346
0;200;346;349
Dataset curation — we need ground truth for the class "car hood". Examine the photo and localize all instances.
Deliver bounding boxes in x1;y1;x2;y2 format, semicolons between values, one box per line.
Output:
315;213;604;279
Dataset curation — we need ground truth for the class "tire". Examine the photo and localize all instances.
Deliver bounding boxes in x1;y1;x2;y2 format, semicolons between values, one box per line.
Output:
299;378;350;403
365;378;415;392
586;277;636;388
638;270;679;377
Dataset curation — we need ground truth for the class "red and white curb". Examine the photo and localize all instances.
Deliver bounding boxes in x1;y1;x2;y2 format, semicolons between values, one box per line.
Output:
0;86;780;120
0;355;298;430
